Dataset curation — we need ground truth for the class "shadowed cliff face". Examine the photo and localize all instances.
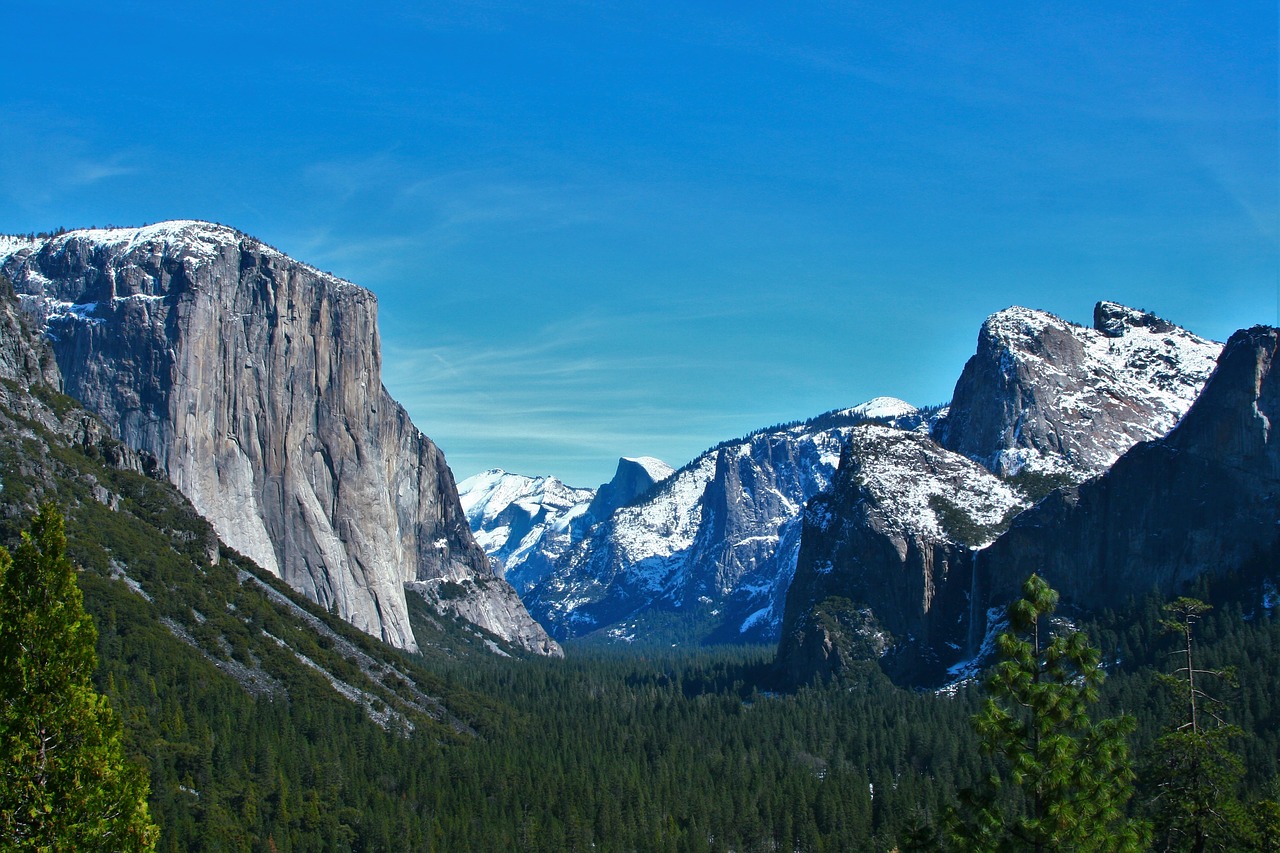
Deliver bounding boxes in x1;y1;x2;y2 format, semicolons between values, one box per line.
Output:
0;222;559;656
976;326;1280;617
776;304;1233;686
777;426;1023;685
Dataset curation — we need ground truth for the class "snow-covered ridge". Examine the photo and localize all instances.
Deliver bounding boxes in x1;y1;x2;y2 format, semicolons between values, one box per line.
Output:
526;412;875;642
846;424;1024;545
458;469;592;528
456;469;595;591
0;220;361;294
955;303;1222;476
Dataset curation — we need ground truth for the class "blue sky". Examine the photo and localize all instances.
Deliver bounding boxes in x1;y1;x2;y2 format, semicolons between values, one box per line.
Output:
2;2;1275;487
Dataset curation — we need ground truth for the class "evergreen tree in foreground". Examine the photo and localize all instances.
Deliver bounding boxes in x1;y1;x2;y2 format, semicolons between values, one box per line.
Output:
1144;597;1265;852
0;503;158;851
947;574;1147;852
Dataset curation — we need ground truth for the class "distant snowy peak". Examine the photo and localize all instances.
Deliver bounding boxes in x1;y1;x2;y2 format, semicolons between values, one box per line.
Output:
525;417;866;644
936;301;1222;477
457;469;592;529
623;456;675;483
456;470;594;590
846;396;918;421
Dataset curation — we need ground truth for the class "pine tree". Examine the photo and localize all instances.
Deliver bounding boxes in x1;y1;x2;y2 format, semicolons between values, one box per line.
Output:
0;503;158;850
1145;597;1249;852
949;574;1146;852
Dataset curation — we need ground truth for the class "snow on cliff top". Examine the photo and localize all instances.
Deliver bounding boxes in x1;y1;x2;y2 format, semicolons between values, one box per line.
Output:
0;221;363;293
846;424;1025;545
1;221;256;261
845;397;919;421
622;456;675;483
979;303;1222;473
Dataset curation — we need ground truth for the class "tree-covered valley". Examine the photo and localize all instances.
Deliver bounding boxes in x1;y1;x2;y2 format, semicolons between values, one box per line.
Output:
2;418;1278;850
1;228;1278;851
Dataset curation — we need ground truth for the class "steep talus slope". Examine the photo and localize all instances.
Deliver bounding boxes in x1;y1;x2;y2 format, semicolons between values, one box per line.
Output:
0;222;558;656
777;425;1024;684
934;302;1221;478
524;404;925;645
975;325;1280;618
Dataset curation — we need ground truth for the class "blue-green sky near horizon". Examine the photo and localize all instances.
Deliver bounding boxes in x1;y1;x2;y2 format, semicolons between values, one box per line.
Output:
2;1;1275;487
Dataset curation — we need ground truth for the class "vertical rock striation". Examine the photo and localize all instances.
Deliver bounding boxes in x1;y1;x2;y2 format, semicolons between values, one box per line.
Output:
0;222;558;655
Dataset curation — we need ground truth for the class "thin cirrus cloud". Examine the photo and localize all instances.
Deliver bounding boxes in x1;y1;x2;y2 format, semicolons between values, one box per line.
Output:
0;112;141;213
380;306;786;485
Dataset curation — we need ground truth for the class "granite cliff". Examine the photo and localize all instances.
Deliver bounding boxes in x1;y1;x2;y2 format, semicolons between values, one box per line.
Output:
0;222;559;656
776;425;1024;684
779;302;1224;684
934;302;1220;478
975;325;1280;619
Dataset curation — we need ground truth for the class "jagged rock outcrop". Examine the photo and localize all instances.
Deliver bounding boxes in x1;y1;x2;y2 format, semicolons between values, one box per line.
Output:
0;222;559;656
777;425;1025;684
458;469;595;593
975;325;1280;617
0;273;60;390
776;303;1231;686
524;403;930;645
0;280;180;531
934;302;1221;478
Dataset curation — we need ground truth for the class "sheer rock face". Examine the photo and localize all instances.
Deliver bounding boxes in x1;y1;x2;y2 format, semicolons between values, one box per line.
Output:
934;302;1221;478
976;326;1280;617
777;426;1024;684
0;222;559;656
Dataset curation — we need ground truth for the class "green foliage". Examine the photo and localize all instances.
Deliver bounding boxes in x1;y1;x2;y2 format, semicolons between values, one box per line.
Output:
1005;469;1079;503
949;574;1147;852
927;494;1021;546
1142;597;1266;852
0;503;158;851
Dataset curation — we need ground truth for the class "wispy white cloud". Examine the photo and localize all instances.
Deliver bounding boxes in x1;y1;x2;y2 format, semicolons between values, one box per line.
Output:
0;106;142;211
380;304;798;484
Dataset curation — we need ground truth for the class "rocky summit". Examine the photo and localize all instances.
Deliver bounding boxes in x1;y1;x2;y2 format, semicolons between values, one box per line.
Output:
0;222;559;656
777;302;1226;684
934;301;1221;479
975;325;1280;622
